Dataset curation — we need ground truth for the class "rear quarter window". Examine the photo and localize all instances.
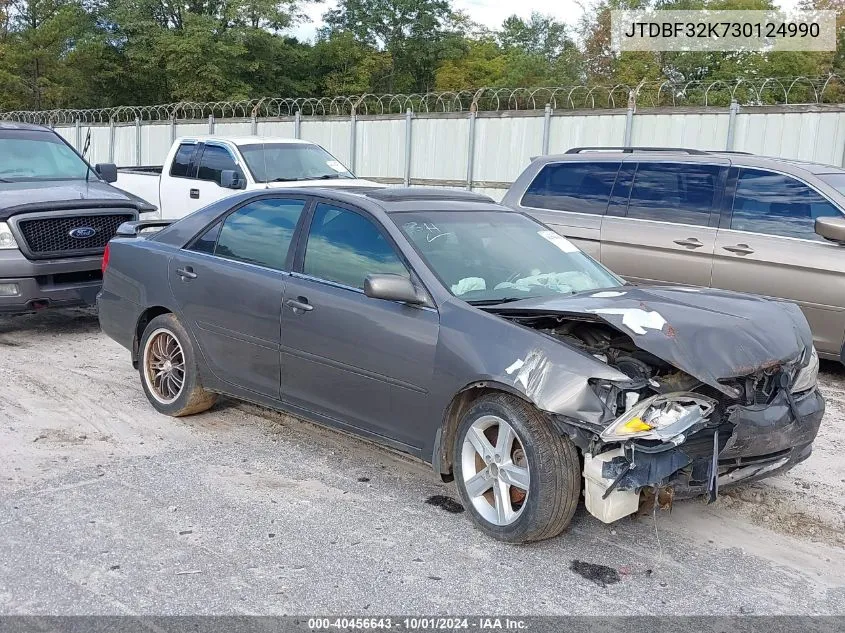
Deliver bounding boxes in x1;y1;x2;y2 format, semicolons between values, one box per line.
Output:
521;162;621;215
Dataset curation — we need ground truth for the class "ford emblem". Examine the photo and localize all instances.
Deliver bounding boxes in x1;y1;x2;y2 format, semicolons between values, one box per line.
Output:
69;227;97;239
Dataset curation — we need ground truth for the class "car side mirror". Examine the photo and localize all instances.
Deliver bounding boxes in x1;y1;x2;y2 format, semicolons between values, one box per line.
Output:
95;163;118;183
220;170;245;189
815;216;845;243
364;274;425;305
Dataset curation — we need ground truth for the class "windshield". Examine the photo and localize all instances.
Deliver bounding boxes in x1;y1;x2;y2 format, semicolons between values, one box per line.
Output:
0;129;90;181
238;143;356;183
396;211;622;303
818;173;845;196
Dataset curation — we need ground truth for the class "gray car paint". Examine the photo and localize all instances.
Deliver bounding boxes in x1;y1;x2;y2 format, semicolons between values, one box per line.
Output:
98;188;823;488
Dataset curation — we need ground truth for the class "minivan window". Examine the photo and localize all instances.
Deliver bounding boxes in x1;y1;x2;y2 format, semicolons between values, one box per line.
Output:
731;169;843;241
197;145;239;185
522;162;621;214
169;143;197;178
214;198;306;270
626;163;720;226
303;204;409;289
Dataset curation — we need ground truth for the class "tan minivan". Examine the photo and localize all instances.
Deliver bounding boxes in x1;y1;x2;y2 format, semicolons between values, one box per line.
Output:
502;148;845;362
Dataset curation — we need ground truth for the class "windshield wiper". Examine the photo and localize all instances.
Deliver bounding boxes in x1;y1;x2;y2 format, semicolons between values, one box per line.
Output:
466;297;532;306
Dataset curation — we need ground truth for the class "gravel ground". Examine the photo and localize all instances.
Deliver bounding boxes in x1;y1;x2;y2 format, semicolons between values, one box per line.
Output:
0;308;844;615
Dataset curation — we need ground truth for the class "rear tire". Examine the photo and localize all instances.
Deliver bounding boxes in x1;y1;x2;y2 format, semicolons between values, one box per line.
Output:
138;313;217;417
453;393;581;543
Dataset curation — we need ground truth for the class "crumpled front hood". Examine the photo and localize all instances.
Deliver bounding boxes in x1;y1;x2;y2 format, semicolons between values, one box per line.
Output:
0;180;146;220
488;285;812;392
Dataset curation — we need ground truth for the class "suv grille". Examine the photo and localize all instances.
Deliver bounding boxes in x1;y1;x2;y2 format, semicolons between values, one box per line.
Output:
17;214;134;257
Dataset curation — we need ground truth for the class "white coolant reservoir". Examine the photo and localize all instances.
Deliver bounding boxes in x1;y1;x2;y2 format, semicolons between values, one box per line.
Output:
583;449;640;524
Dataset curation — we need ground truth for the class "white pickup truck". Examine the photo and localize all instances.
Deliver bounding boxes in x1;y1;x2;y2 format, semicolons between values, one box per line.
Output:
115;136;381;219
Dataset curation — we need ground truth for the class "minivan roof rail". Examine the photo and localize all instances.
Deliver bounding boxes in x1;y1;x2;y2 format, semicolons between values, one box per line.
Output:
565;146;710;155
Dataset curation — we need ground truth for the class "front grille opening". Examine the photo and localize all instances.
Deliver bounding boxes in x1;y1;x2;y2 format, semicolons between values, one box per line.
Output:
18;214;134;256
35;270;103;286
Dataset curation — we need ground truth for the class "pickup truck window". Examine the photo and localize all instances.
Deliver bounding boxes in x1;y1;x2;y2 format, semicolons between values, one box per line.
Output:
239;143;355;183
170;143;197;178
0;128;89;181
197;145;239;185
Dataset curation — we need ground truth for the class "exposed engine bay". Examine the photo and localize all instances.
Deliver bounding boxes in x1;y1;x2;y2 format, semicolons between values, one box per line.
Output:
497;311;822;524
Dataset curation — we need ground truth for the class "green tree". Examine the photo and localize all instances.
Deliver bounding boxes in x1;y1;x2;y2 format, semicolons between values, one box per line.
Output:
322;0;460;92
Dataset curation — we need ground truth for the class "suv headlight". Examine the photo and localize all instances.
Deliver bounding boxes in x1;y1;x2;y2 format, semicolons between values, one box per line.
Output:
600;392;716;443
0;222;18;249
792;347;819;394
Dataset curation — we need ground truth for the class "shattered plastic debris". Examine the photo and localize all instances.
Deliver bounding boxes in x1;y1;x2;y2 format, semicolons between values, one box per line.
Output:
425;495;465;513
569;560;621;587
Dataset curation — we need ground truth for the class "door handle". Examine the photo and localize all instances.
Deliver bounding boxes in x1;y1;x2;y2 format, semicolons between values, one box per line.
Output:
285;297;313;313
723;244;754;255
189;188;200;199
176;266;197;280
673;237;704;248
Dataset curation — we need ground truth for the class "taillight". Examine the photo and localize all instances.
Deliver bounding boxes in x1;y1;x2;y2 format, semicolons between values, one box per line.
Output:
102;243;110;273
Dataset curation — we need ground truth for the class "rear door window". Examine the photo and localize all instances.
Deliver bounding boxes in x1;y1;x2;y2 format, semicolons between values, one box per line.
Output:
169;143;197;178
730;168;843;240
522;162;621;215
196;145;239;185
626;163;721;226
212;198;306;270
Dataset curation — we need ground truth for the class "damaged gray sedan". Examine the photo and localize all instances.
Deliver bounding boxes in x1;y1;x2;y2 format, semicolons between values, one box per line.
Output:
98;187;824;543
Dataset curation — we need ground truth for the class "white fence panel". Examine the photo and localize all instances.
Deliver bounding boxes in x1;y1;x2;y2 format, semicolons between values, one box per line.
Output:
411;116;469;181
631;112;731;150
300;119;351;165
472;115;544;183
257;120;297;138
54;126;75;147
141;123;172;165
215;121;252;137
113;125;136;167
548;114;627;153
87;126;112;165
733;111;845;166
356;118;405;179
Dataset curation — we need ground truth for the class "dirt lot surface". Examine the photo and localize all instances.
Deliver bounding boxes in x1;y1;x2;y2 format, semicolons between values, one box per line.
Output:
1;308;844;615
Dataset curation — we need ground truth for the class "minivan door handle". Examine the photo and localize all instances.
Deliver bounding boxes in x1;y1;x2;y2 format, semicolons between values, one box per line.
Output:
673;237;704;248
285;297;314;313
189;188;200;199
723;244;755;255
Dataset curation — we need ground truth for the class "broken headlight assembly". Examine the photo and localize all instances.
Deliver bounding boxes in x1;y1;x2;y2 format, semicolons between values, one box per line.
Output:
0;222;18;250
600;392;717;443
791;347;819;394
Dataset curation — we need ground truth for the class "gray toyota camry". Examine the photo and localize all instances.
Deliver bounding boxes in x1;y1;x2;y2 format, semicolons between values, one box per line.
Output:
98;187;823;543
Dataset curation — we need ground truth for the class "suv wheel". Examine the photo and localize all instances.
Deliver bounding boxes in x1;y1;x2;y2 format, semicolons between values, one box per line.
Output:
453;393;581;543
139;313;217;416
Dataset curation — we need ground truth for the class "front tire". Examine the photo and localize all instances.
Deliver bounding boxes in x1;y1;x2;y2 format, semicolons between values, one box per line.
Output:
453;393;581;543
138;313;217;416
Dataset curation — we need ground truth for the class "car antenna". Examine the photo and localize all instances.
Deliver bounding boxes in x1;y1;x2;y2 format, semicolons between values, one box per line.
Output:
83;129;92;182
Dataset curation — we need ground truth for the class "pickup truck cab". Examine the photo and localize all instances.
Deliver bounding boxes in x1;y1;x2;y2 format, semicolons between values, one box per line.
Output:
115;136;382;219
0;122;153;314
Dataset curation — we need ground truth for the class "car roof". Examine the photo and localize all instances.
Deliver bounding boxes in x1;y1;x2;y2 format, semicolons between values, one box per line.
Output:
534;147;845;176
299;186;508;213
0;121;52;132
175;135;315;146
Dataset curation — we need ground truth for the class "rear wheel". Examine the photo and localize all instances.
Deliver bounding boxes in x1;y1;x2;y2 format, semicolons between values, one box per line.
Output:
453;393;581;543
139;313;216;416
